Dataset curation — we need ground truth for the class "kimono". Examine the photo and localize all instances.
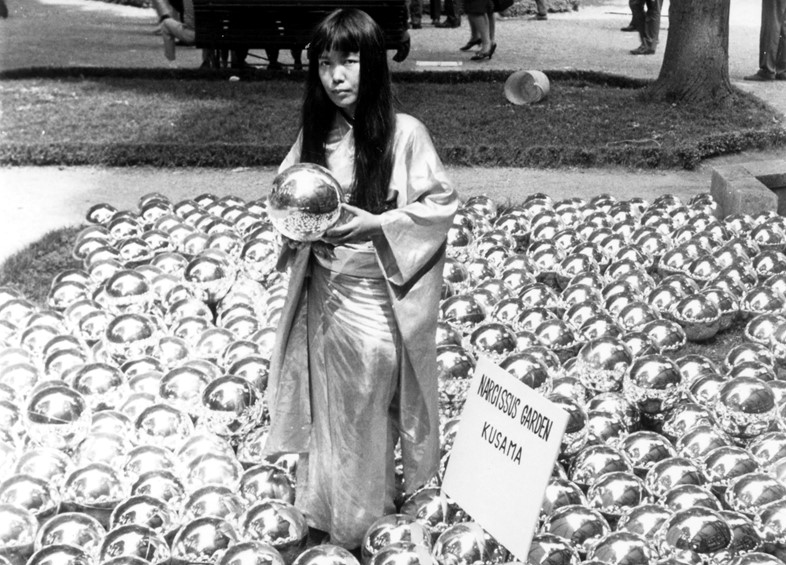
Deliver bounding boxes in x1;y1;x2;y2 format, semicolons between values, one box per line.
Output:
265;112;458;548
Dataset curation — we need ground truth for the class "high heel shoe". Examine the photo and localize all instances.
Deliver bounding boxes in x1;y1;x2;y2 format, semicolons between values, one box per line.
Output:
470;43;496;61
459;38;482;51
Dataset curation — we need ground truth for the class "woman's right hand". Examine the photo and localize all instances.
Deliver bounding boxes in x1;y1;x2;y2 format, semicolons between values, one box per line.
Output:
282;236;306;250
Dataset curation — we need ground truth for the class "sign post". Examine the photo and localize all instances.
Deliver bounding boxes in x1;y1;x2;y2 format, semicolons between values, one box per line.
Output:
441;356;569;562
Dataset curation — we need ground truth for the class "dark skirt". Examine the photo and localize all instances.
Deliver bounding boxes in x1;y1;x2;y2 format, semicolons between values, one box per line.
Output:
464;0;493;15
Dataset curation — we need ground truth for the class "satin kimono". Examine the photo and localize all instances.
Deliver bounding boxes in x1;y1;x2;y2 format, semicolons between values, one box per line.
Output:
265;112;458;548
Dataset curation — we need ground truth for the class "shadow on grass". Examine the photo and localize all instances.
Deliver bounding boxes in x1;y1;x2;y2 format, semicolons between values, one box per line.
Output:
0;227;83;305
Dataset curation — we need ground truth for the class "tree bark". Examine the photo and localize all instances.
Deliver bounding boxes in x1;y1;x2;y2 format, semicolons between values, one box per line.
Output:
645;0;734;105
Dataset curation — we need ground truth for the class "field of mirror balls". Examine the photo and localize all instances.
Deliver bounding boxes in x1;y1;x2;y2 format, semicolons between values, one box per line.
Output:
4;187;786;565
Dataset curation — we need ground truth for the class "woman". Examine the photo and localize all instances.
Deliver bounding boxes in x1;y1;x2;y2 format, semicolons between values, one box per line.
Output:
462;0;497;61
264;8;459;550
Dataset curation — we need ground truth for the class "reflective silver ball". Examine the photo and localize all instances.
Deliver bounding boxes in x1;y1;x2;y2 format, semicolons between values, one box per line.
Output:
98;524;170;565
0;473;60;522
660;483;721;512
545;504;610;555
655;507;731;561
585;531;653;565
623;354;684;422
615;502;671;538
715;377;777;441
240;464;295;506
180;484;245;526
0;504;38;565
367;542;433;565
26;545;92;565
540;478;587;521
170;516;240;565
670;294;721;342
432;522;507;565
575;337;633;393
644;456;706;499
109;494;174;537
702;446;760;493
218;541;286;565
725;472;786;516
569;445;632;489
237;500;309;565
361;514;433;564
268;163;344;242
525;533;580;565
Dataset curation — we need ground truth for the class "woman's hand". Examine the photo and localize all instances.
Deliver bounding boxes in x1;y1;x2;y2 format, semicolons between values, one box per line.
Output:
322;204;383;245
281;236;307;250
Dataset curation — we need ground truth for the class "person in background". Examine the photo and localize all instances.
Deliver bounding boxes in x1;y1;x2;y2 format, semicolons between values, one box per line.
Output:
464;0;496;61
629;0;662;55
410;0;423;28
265;48;304;71
266;7;458;551
435;0;461;27
744;0;786;81
160;0;210;65
533;0;548;20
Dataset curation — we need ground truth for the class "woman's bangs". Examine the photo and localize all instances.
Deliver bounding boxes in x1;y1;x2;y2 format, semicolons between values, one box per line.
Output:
310;19;360;57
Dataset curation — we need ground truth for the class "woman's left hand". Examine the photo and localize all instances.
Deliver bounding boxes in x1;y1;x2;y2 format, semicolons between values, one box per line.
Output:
322;204;383;245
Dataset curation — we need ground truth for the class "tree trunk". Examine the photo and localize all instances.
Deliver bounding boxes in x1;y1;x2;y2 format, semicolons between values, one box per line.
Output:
645;0;734;105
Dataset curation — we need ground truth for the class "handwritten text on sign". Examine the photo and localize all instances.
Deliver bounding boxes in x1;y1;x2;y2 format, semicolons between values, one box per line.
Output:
441;356;568;562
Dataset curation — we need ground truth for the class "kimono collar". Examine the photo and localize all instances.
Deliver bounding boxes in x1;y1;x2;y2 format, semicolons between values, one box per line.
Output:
327;111;354;145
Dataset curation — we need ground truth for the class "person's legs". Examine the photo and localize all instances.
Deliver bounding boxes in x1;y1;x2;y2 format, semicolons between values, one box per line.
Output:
265;48;283;70
468;13;490;51
488;8;495;42
151;0;175;20
160;19;194;60
777;2;786;77
410;0;423;27
642;0;662;51
534;0;547;19
760;0;786;76
629;0;652;54
292;48;304;71
629;0;644;37
438;0;460;26
430;0;441;22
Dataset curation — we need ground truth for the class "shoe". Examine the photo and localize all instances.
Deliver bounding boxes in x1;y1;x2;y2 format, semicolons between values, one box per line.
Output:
744;71;775;81
776;73;786;81
470;44;495;61
459;38;482;51
411;22;422;29
620;25;636;32
534;13;547;20
435;19;460;28
630;45;655;55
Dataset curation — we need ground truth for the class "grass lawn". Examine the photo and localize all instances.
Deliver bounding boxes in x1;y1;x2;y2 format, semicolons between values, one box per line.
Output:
1;72;784;169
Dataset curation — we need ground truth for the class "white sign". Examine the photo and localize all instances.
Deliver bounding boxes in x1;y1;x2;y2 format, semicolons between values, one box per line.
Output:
441;356;569;562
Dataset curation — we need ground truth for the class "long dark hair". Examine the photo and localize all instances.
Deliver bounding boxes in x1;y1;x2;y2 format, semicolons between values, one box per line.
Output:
301;9;395;214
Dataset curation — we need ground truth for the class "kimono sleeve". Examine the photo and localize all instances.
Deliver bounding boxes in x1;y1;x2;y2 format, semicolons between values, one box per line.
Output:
373;117;459;289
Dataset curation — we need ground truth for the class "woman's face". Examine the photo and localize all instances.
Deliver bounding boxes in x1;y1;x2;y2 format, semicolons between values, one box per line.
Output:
318;49;361;118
